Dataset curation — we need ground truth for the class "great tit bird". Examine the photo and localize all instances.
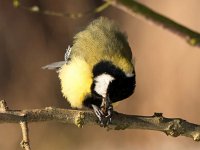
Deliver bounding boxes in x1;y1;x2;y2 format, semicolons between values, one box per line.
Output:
43;17;136;126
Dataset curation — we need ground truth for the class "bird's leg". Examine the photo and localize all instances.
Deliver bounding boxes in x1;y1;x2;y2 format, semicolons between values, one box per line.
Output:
92;96;113;127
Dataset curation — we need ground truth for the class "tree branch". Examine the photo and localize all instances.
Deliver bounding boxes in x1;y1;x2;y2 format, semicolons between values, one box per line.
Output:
20;121;31;150
12;0;110;19
105;0;200;47
12;0;200;47
0;100;200;144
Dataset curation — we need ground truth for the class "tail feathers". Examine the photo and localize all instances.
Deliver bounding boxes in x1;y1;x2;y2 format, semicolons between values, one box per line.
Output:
42;61;66;70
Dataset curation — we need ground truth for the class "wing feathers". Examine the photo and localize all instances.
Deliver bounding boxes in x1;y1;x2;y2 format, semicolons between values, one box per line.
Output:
42;61;66;70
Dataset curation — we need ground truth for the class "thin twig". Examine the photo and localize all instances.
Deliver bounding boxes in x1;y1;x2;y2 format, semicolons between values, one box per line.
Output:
0;100;31;149
0;102;199;141
105;0;200;47
0;100;9;111
13;0;110;19
20;121;31;150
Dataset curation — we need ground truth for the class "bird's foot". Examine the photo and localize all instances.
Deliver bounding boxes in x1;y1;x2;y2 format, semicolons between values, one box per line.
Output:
92;104;113;127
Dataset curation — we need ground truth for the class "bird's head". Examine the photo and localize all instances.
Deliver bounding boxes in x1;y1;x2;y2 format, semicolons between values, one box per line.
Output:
86;61;135;108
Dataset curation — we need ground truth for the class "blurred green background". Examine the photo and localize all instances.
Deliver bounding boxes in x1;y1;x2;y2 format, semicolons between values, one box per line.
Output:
0;0;200;150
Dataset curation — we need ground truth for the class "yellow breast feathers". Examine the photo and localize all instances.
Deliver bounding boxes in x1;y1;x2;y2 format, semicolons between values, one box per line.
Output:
58;58;93;108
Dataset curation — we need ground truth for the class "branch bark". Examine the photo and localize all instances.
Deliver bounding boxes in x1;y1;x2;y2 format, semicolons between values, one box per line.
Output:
0;100;200;142
106;0;200;47
20;121;31;150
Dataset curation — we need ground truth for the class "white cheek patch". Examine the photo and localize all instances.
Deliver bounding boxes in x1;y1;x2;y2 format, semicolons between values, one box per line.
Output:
94;74;115;97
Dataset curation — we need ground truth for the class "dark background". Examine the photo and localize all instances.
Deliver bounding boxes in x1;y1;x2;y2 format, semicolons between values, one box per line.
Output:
0;0;200;149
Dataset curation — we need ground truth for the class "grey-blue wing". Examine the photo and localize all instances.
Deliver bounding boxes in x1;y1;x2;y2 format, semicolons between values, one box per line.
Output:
42;61;66;70
42;45;71;70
